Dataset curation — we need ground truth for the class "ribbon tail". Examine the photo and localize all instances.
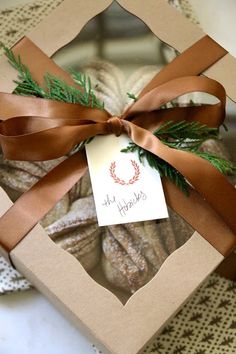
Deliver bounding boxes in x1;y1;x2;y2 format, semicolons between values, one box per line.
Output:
162;179;236;256
0;151;88;253
126;121;236;236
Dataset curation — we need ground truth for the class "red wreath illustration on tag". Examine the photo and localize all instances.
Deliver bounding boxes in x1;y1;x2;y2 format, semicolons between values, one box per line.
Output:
109;159;140;185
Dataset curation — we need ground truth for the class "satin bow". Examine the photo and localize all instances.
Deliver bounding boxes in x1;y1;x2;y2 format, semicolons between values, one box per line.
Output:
0;36;235;257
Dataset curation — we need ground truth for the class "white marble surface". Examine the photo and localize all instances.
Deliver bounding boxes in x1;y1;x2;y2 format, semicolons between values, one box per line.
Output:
0;289;95;354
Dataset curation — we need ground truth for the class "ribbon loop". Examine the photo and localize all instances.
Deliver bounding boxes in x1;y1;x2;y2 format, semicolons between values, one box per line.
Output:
0;35;236;257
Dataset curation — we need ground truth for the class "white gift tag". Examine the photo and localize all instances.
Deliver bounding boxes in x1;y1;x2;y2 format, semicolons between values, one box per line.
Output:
85;134;168;226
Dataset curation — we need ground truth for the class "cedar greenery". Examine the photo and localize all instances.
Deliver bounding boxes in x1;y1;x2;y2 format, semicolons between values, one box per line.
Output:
127;92;138;101
2;43;235;195
0;43;104;109
122;120;236;195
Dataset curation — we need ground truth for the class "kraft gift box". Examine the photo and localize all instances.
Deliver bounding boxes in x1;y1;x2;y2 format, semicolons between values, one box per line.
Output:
0;1;236;353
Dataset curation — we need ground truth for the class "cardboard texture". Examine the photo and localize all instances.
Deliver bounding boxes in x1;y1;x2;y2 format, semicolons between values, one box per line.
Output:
0;1;235;353
0;188;223;354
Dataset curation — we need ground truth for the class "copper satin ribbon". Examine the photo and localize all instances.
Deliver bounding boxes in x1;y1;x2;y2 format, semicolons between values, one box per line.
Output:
0;36;236;258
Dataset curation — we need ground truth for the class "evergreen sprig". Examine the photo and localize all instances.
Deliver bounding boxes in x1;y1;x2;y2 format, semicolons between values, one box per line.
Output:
127;92;138;101
154;120;219;149
2;43;46;98
71;70;104;109
122;120;236;194
195;151;236;175
1;43;104;109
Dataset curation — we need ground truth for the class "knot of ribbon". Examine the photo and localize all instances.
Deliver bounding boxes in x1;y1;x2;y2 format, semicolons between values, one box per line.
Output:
0;36;235;258
107;117;126;137
0;76;227;161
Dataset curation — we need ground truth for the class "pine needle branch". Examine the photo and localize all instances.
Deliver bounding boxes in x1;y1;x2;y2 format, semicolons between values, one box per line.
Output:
154;120;219;150
122;120;235;194
195;151;236;175
0;42;47;97
127;92;138;101
70;70;104;109
1;43;104;109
